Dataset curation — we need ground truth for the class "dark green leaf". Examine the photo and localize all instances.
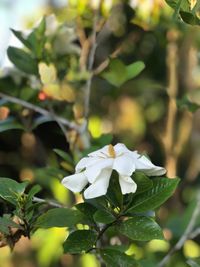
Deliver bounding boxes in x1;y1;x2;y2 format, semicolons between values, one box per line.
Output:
11;29;32;49
117;216;163;241
132;172;153;195
7;47;38;74
0;178;28;205
107;171;123;209
100;248;140;267
93;209;116;224
63;230;97;254
75;202;97;222
127;177;180;213
180;11;200;25
35;208;84;228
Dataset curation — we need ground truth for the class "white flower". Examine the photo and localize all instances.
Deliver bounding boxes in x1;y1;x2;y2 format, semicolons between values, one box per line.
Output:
61;143;166;199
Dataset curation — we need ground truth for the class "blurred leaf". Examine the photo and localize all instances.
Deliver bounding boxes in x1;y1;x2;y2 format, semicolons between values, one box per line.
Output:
7;47;38;74
180;11;200;25
101;59;145;87
165;0;190;11
0;178;28;205
63;230;97;254
0;215;23;235
93;209;116;224
53;149;74;164
0;118;24;132
127;178;180;213
35;208;84;228
100;248;140;267
32;116;54;130
117;216;163;241
27;17;46;58
187;259;200;267
177;95;200;112
11;29;32;50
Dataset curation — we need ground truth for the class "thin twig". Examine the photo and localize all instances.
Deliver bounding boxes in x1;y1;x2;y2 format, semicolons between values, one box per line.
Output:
157;192;200;267
0;92;81;132
33;196;65;208
84;13;99;120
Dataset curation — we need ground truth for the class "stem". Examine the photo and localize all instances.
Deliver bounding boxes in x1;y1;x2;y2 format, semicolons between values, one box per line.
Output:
33;196;65;208
0;92;81;132
157;192;200;267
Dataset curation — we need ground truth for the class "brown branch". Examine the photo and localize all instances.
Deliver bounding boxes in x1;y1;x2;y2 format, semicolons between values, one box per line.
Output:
0;92;81;132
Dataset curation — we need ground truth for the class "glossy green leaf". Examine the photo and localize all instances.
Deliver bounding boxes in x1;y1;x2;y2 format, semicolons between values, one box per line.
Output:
63;230;97;254
100;248;140;267
75;202;97;222
35;208;84;228
93;209;116;224
117;216;163;241
127;177;180;213
132;172;153;195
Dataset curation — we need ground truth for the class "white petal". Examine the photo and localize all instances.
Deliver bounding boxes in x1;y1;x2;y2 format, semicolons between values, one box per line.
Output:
119;175;137;194
75;157;90;172
83;169;112;199
113;154;135;176
88;145;109;158
61;172;88;193
75;157;102;172
135;155;166;176
84;158;113;183
114;143;131;156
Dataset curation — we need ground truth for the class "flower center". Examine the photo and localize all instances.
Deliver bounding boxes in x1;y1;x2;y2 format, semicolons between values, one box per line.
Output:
108;144;116;158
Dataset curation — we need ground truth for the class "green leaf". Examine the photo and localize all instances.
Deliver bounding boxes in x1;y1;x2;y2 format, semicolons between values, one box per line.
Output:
7;47;38;74
100;248;140;267
107;171;123;209
75;202;97;222
11;29;32;50
93;209;116;224
126;61;145;80
35;208;84;228
27;185;41;200
63;230;97;254
0;215;23;235
101;59;145;87
177;95;200;113
27;17;46;58
0;118;24;132
0;178;28;205
187;259;200;267
127;177;180;213
180;11;200;25
53;149;74;164
132;172;153;195
117;216;163;241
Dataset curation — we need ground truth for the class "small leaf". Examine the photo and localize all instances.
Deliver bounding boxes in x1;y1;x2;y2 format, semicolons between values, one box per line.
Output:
7;47;38;74
35;208;84;228
11;29;32;50
53;149;74;164
100;248;140;267
126;61;145;80
93;209;116;224
0;215;23;235
117;216;163;241
127;177;180;213
63;230;97;254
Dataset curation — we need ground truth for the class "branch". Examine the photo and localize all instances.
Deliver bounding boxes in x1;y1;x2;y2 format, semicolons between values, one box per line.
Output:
33;196;65;208
0;92;81;132
157;192;200;267
84;12;99;120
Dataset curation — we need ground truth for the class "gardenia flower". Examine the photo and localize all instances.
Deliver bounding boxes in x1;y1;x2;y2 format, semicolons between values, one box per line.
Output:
61;143;166;199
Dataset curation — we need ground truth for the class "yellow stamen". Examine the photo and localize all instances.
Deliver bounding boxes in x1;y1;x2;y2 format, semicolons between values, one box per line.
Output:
108;144;116;158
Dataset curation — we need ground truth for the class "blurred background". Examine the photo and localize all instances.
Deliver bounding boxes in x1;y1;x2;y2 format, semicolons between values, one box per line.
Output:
0;0;200;266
